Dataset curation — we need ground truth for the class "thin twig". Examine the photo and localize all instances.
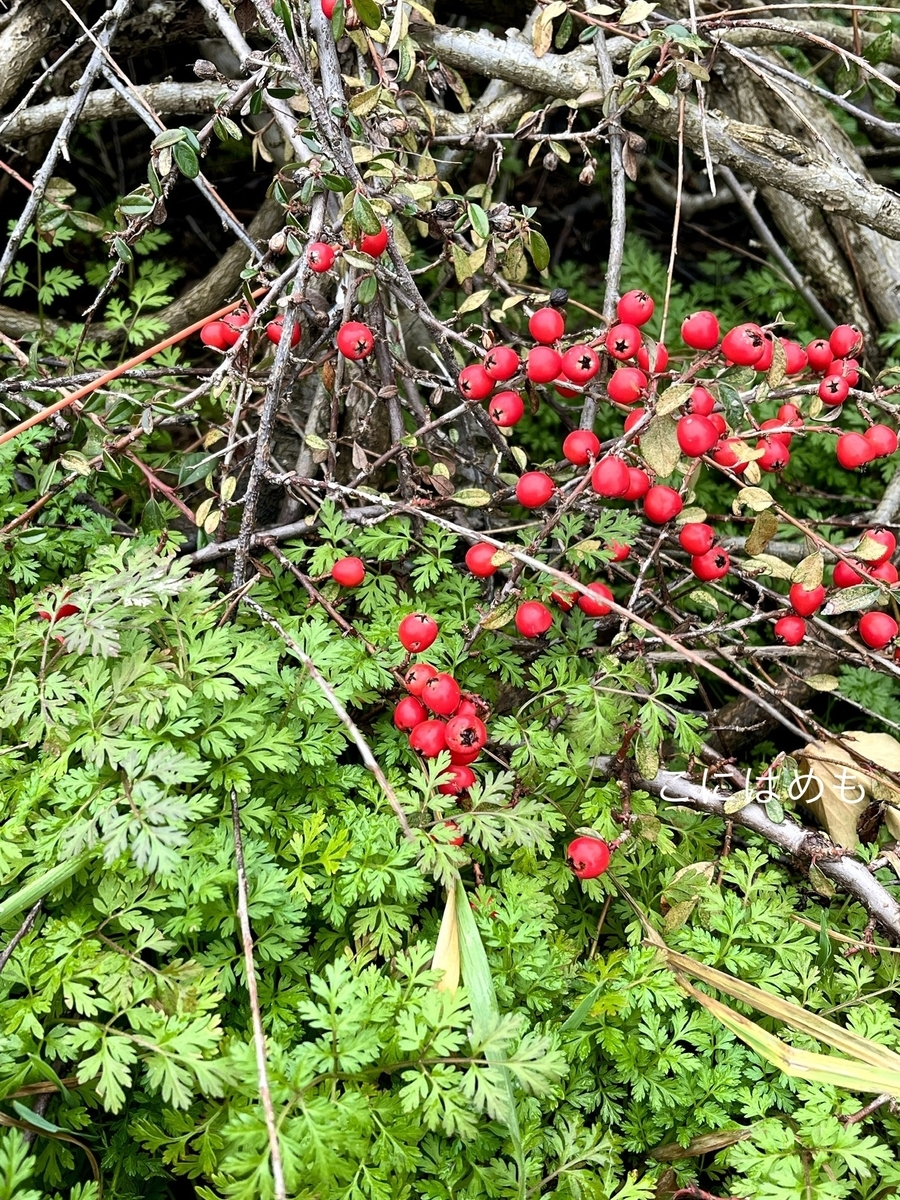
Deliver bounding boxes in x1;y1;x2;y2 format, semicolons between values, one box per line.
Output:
0;900;42;974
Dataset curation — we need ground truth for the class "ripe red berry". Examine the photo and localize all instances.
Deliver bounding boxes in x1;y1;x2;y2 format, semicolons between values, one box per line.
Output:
606;540;631;562
721;323;765;366
331;556;365;586
398;613;439;653
307;242;336;271
450;746;482;766
780;339;808;374
423;673;462;716
337;321;374;360
591;456;630;498
637;341;668;373
359;225;389;256
681;311;720;351
789;582;826;617
265;315;301;346
759;418;793;448
577;582;613;616
405;662;437;695
623;466;651;500
458;364;494;400
677;414;719;457
550;588;577;611
562;430;600;465
859;611;899;650
488;390;525;427
442;820;465;846
862;529;896;564
483;345;519;381
466;542;499;577
679;523;716;555
561;344;600;384
556;384;580;398
409;719;448;757
687;386;716;416
756;438;790;473
871;561;899;584
830;323;863;358
623;408;646;437
819;375;849;406
828;358;859;386
515;600;553;637
778;403;803;426
445;714;488;753
394;696;428;730
774;615;806;645
516;471;555;508
644;486;683;524
605;322;642;361
200;320;229;350
836;432;875;470
617;289;654;326
691;548;730;581
713;438;747;473
833;561;863;588
527;346;563;383
529;307;565;343
322;0;336;16
708;413;727;438
754;331;775;372
438;765;476;796
566;835;611;879
607;367;648;405
221;310;251;346
865;425;898;458
806;338;834;373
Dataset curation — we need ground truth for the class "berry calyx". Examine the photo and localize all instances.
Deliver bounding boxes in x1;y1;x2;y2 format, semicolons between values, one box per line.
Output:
336;321;374;360
458;364;494;400
756;438;790;473
774;615;806;645
398;614;439;653
444;714;488;752
566;835;611;879
818;375;849;406
562;430;600;465
679;523;716;555
561;344;600;384
529;307;566;344
466;542;499;577
516;471;555;508
488;390;525;427
515;601;553;638
331;556;365;587
617;289;654;326
788;583;826;617
483;345;519;381
307;242;336;272
681;311;720;351
394;696;428;730
643;486;683;524
806;338;833;372
859;611;898;650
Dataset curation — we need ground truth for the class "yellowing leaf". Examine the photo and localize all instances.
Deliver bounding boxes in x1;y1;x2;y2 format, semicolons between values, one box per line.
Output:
619;0;656;23
639;415;681;477
791;551;824;589
745;510;779;557
431;886;459;992
733;486;773;514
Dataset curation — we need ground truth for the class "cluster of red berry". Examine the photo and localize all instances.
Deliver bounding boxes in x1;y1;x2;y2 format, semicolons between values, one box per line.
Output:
199;310;300;350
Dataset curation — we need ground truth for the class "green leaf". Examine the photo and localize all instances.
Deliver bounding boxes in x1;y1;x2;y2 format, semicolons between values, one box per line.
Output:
172;142;200;179
453;488;492;507
457;288;491;316
528;230;551;272
353;0;383;29
352;190;383;235
468;202;490;240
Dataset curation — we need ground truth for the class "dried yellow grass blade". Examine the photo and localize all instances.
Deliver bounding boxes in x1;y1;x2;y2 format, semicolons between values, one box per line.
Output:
431;886;460;993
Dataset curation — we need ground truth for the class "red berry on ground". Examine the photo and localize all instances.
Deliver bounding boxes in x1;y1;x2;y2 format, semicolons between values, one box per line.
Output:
409;720;448;757
405;662;437;695
337;321;374;360
643;486;683;524
359;225;389;257
566;835;611;879
806;338;833;373
515;600;553;638
307;242;336;272
331;556;365;586
562;430;600;465
681;310;720;351
466;542;499;577
829;323;863;358
691;548;730;581
423;672;462;716
444;714;488;753
577;582;613;616
607;367;648;405
200;321;229;350
789;582;826;617
677;414;719;457
488;390;525;427
398;613;439;653
527;346;563;383
438;765;476;796
721;323;765;366
591;456;630;498
529;307;565;344
516;471;555;508
458;363;494;400
836;432;875;470
679;523;716;556
605;322;642;361
774;615;806;645
617;289;654;326
483;345;519;381
859;611;899;650
561;344;600;383
394;696;428;730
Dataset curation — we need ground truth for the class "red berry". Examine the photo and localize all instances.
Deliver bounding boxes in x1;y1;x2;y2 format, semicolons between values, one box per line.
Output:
871;561;899;584
398;613;439;653
451;747;481;767
681;311;720;351
623;408;646;437
423;672;462;716
265;315;301;346
466;542;499;577
780;339;808;374
529;308;565;344
516;471;555;508
337;321;374;360
756;438;790;473
623;467;651;500
409;720;448;757
359;225;389;257
607;367;648;405
830;323;863;358
221;310;251;347
833;561;863;588
721;323;765;366
691;548;730;581
637;341;668;373
617;289;654;326
789;582;826;617
605;322;642;361
688;386;716;416
759;418;793;448
778;403;803;426
562;430;600;465
527;346;563;383
556;384;580;398
806;338;834;373
331;556;365;586
677;414;719;457
405;663;437;695
713;438;747;473
859;611;898;650
577;582;613;616
708;413;728;438
828;358;859;386
566;835;611;879
606;540;631;562
444;714;488;753
322;0;336;15
488;390;524;427
862;529;896;564
442;820;465;846
644;486;683;524
483;345;519;381
458;364;494;400
774;615;806;645
455;697;483;723
550;588;577;611
591;456;630;498
307;242;336;271
394;696;428;730
754;332;775;372
438;765;476;796
865;425;898;458
679;523;716;555
561;344;600;384
819;375;849;406
515;601;553;637
200;321;229;350
836;432;875;470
